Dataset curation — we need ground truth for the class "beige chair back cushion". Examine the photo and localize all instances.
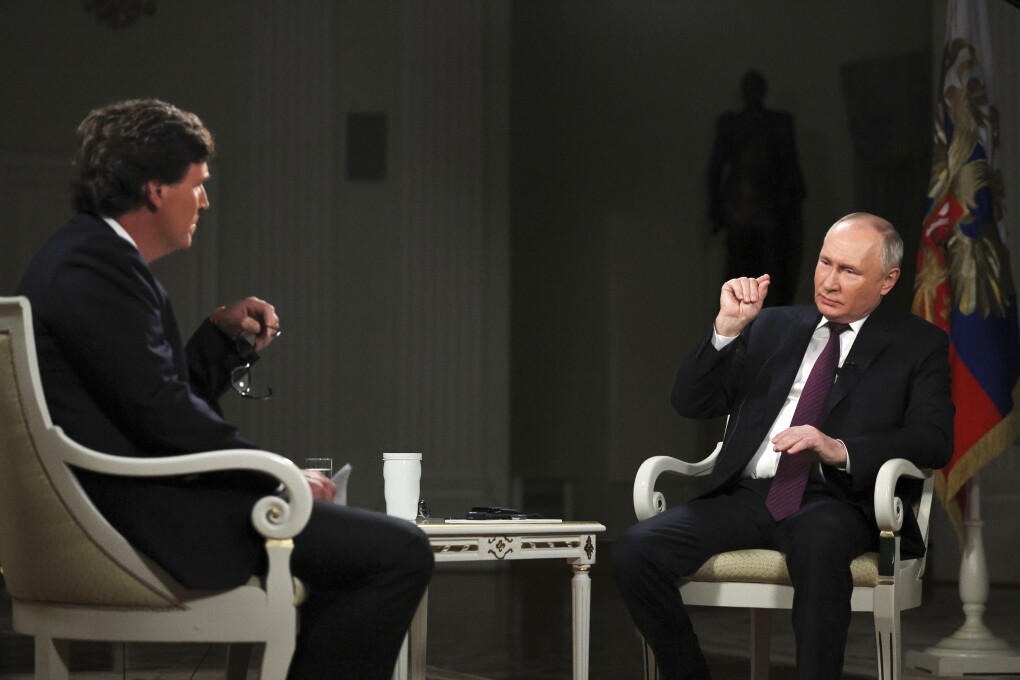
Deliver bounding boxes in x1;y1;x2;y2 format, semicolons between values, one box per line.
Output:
0;332;177;607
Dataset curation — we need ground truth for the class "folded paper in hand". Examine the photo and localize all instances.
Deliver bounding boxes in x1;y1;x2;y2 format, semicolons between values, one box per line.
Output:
332;463;352;506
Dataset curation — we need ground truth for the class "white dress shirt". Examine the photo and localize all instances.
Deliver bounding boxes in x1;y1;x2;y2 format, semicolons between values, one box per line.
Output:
711;315;867;479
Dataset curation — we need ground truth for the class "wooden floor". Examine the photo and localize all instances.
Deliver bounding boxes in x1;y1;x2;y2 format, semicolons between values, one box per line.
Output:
2;545;1019;679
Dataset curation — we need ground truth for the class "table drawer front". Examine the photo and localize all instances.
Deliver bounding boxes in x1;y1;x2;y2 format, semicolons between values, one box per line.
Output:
430;533;598;563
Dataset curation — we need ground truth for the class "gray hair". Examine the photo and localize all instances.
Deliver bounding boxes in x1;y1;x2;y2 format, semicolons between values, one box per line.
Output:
831;212;903;273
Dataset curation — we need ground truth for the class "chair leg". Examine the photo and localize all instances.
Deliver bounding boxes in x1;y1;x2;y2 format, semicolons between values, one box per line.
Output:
750;609;771;680
642;637;658;680
873;590;900;680
260;638;295;680
226;642;254;680
34;636;70;680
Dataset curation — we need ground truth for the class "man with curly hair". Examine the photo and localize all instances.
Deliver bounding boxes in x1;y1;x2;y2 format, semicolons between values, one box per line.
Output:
17;98;432;680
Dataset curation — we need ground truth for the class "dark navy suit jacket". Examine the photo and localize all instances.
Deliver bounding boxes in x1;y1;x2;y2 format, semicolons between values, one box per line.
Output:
672;303;954;558
17;212;273;589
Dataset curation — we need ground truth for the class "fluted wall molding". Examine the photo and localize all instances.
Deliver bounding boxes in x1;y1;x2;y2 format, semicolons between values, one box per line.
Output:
240;0;337;457
397;2;493;501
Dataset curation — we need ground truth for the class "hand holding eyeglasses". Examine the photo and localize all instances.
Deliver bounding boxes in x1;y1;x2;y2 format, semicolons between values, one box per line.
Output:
212;297;282;401
209;296;282;352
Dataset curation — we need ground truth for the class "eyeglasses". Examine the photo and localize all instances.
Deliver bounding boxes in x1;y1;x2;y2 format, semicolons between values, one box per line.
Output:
230;329;279;400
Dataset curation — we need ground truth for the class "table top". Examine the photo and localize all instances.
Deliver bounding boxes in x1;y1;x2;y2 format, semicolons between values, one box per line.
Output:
417;519;605;537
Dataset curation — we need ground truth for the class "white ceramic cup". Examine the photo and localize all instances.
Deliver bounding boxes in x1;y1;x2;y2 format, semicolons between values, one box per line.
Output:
383;452;422;521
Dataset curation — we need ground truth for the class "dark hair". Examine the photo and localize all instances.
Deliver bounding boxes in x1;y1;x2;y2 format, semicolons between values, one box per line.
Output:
72;99;215;216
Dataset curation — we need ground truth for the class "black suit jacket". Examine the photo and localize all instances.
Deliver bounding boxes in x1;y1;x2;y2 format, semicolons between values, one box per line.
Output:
672;304;954;558
16;213;273;588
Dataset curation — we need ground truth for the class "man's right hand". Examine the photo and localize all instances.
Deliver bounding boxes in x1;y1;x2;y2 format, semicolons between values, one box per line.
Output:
209;297;281;352
715;274;771;337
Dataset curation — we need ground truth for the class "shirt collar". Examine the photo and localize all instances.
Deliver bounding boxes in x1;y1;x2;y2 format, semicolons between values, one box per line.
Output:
815;314;868;335
102;216;139;251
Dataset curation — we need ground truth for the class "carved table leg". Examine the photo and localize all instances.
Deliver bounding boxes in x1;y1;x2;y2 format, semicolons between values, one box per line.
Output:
572;564;592;680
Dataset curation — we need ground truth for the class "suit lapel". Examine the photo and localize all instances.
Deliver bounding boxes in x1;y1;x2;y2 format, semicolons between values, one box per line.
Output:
826;304;897;411
763;310;819;403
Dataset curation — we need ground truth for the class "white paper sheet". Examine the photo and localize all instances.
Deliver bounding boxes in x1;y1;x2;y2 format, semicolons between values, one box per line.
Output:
332;463;352;505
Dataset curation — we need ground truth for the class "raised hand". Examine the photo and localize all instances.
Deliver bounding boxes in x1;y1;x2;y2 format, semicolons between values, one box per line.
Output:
210;296;281;351
715;274;771;337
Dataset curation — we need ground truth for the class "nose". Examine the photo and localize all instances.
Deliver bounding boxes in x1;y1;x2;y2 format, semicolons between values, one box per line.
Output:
199;186;210;210
822;267;839;290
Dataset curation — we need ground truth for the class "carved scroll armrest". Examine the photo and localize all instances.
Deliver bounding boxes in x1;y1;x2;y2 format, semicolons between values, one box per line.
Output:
632;443;721;521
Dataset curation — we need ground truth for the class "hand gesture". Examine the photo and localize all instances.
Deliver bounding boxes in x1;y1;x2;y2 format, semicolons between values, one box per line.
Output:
210;297;281;351
715;274;770;337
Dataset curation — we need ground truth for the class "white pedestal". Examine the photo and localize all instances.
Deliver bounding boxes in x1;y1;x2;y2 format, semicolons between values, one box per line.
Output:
907;476;1020;675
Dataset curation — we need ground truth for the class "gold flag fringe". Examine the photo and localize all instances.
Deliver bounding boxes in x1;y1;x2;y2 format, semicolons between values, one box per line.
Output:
935;380;1020;549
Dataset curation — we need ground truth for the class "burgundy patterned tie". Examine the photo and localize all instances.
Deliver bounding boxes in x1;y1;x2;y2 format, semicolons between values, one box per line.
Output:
765;322;850;520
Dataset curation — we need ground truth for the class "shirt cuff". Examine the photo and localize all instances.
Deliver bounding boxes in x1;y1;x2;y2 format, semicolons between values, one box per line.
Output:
711;327;739;351
835;438;850;473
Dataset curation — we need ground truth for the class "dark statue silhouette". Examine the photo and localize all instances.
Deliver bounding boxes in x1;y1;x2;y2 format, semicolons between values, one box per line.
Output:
708;70;806;306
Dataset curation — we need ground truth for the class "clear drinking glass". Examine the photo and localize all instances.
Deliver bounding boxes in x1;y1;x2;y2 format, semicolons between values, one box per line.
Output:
304;457;333;477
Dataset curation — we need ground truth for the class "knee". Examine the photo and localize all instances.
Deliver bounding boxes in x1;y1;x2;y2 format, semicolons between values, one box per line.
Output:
374;519;434;592
404;527;434;586
612;524;656;580
784;531;857;583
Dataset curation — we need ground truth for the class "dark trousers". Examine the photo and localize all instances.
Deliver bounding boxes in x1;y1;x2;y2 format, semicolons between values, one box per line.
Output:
287;502;434;680
612;478;876;680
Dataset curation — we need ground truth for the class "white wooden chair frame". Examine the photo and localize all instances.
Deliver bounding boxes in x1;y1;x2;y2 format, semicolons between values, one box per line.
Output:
632;442;933;680
0;296;312;680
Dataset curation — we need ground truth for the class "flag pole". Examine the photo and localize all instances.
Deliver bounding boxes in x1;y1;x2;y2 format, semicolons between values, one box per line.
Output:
906;473;1020;674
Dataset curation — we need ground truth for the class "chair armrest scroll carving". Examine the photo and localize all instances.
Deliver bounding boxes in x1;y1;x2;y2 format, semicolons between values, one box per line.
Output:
872;458;930;534
633;443;721;521
49;435;313;541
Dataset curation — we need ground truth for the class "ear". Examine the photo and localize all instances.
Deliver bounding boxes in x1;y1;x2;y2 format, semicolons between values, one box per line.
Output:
880;267;901;296
143;181;163;212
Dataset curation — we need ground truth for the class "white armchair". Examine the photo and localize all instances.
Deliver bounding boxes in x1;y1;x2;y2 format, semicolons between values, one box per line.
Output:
0;296;312;680
632;442;933;680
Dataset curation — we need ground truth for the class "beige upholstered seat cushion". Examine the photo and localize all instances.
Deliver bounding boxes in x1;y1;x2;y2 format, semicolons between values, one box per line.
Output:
686;549;880;588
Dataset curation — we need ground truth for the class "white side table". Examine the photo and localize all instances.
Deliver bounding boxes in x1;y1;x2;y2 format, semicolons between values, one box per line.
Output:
394;520;606;680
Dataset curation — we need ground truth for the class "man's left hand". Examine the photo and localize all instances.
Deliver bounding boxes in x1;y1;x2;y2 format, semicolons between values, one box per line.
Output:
302;469;337;503
771;425;847;467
